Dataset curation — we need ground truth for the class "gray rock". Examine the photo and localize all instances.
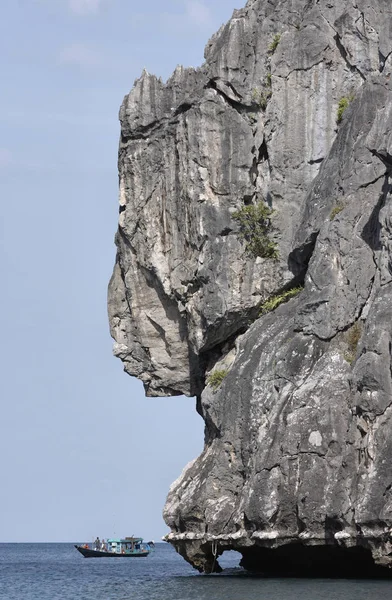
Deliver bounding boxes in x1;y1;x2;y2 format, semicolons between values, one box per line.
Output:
109;0;392;575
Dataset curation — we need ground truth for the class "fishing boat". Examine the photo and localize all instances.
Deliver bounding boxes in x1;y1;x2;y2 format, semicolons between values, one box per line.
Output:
74;537;153;558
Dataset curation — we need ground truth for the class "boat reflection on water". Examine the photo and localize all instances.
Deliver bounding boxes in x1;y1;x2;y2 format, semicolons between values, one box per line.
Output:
74;537;154;558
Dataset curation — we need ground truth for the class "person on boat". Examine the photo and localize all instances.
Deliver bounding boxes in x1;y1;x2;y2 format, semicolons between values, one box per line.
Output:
94;537;100;551
101;539;106;551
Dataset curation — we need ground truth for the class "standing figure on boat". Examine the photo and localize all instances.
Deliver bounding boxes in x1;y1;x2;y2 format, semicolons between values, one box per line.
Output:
94;537;100;551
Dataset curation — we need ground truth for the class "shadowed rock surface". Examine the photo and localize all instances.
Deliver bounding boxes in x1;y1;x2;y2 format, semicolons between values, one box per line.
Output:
108;0;392;575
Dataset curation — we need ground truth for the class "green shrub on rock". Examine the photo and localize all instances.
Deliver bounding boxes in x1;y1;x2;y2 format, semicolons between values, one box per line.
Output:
337;95;354;124
251;87;271;110
207;369;228;391
232;201;278;260
268;34;281;53
344;322;362;364
330;204;344;220
259;286;304;315
266;72;272;87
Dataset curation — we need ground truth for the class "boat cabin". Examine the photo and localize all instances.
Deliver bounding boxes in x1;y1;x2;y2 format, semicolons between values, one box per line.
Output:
107;537;145;554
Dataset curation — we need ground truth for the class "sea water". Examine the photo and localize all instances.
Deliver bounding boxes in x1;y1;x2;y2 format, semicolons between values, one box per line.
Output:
0;543;391;600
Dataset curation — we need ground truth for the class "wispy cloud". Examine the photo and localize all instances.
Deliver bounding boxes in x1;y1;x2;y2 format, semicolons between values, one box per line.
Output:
68;0;102;15
59;43;102;69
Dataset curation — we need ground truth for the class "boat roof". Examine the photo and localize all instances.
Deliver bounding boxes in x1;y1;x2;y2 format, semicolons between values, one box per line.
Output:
107;537;143;543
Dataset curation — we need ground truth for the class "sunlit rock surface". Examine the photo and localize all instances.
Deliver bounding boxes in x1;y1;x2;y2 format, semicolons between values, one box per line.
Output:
109;0;392;575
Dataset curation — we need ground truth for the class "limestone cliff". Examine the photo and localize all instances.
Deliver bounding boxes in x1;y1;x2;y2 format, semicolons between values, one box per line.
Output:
108;0;392;575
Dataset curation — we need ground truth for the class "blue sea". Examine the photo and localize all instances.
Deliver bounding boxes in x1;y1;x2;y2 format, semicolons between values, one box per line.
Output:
1;543;391;600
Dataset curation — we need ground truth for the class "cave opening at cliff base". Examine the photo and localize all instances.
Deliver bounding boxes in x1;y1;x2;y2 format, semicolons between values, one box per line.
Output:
239;543;392;578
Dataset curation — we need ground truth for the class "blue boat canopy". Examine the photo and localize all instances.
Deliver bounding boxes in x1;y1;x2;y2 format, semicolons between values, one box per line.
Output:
107;537;143;544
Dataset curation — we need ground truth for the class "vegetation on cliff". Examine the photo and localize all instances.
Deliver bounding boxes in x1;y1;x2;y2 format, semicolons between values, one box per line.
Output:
232;201;278;259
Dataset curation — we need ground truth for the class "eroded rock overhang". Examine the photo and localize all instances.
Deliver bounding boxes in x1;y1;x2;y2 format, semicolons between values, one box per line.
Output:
108;0;392;575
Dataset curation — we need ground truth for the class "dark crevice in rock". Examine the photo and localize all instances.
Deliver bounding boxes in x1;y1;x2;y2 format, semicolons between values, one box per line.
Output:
334;34;366;81
356;520;389;537
379;50;387;73
188;350;205;398
203;410;222;444
199;276;306;390
308;157;324;165
116;253;135;327
215;78;244;101
121;120;161;143
118;225;138;257
383;483;392;497
199;325;248;374
369;396;392;421
258;139;272;180
141;345;152;360
243;195;253;205
258;139;269;162
260;449;327;471
358;171;386;190
173;102;193;117
121;100;197;145
246;137;272;225
288;231;319;280
146;315;172;357
289;58;325;76
362;174;391;251
295;504;307;535
209;185;230;197
136;263;203;396
324;516;344;541
206;79;256;116
379;50;392;73
219;226;233;236
249;156;259;186
196;394;203;417
369;149;392;173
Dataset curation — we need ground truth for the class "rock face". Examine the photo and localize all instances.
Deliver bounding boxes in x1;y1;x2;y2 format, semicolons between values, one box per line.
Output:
108;0;392;575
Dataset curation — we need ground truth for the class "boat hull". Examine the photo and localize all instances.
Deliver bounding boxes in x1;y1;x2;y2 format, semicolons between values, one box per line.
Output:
74;545;150;558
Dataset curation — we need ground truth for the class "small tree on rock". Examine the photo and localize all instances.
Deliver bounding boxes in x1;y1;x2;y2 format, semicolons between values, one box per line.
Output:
232;201;278;259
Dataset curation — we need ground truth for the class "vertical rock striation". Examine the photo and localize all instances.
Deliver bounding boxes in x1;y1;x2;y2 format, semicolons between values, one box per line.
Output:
109;0;392;575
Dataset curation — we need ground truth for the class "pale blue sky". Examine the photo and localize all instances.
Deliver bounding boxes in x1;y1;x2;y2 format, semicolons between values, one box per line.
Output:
0;0;242;542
